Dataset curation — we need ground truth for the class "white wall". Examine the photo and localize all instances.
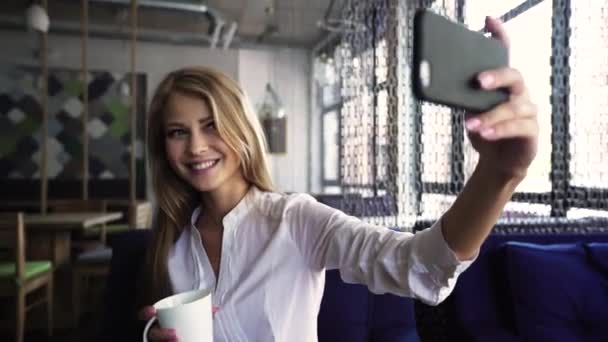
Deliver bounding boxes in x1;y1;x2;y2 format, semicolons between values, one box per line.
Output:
238;48;311;193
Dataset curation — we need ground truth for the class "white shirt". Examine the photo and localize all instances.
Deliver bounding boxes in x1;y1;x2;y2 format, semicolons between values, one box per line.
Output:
168;187;475;342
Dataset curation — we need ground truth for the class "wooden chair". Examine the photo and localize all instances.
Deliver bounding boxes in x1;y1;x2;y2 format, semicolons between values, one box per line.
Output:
104;200;153;235
71;201;152;324
0;213;53;342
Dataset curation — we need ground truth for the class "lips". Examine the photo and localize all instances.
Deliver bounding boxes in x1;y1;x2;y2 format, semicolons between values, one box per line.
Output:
188;159;220;172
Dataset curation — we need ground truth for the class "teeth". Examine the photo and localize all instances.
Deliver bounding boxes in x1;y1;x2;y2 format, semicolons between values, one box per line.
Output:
192;160;216;170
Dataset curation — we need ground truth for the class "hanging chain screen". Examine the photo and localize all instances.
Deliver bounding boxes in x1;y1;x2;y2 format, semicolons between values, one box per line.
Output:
314;0;608;231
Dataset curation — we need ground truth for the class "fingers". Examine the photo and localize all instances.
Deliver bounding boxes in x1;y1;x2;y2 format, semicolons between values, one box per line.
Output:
149;327;179;342
465;99;537;130
471;117;538;141
466;96;538;141
485;16;510;48
139;306;179;341
138;306;156;321
478;67;526;96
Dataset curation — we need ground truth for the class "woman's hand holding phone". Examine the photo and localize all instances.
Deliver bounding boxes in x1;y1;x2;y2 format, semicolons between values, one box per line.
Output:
465;16;539;180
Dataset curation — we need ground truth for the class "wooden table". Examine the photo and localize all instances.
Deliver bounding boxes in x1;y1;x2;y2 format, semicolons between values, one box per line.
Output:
24;212;123;268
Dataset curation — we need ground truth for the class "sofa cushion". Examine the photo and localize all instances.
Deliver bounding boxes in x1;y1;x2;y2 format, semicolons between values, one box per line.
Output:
318;270;420;342
446;238;519;340
371;292;420;342
505;241;608;341
318;270;371;342
586;242;608;275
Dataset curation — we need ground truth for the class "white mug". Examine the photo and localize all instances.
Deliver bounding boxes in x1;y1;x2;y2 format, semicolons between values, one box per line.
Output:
142;289;213;342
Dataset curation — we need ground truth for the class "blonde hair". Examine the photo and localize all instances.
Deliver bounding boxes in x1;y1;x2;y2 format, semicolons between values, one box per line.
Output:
140;66;274;304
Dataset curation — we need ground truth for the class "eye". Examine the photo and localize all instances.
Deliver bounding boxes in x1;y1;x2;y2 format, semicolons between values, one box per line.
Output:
204;121;217;131
167;128;188;138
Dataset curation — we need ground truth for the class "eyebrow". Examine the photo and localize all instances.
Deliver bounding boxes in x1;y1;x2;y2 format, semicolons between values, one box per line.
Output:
165;116;214;127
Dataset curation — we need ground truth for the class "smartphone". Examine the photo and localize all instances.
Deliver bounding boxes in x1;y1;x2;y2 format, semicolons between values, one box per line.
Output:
412;9;509;113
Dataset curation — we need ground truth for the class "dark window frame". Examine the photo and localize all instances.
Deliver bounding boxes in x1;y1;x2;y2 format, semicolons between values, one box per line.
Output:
320;102;342;188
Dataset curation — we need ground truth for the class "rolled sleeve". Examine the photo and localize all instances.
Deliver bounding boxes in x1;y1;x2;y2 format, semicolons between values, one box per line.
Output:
409;218;478;305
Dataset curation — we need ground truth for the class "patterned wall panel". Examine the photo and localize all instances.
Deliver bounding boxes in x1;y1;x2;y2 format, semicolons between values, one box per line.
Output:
0;65;146;198
0;68;43;179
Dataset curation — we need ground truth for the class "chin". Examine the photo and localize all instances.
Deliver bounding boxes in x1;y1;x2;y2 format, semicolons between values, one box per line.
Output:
190;182;220;193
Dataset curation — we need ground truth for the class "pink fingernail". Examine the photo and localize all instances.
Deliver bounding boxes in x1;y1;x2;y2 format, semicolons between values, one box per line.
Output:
466;118;481;130
479;73;494;88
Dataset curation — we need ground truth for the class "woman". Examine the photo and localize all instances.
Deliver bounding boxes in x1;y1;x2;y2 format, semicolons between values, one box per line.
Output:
139;16;538;342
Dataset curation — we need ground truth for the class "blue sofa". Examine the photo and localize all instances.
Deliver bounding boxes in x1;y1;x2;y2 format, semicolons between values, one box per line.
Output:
100;229;420;342
439;228;608;341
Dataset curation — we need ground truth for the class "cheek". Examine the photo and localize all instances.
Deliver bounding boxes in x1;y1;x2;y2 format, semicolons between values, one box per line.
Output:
219;143;238;163
226;150;243;171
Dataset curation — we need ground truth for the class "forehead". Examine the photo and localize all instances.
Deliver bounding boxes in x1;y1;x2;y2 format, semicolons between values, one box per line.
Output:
164;91;212;123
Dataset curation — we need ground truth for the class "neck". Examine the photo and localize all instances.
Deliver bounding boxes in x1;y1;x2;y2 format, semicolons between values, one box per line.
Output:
200;179;250;225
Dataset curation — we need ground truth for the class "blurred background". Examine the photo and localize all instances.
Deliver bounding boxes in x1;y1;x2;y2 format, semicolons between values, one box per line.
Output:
1;0;607;341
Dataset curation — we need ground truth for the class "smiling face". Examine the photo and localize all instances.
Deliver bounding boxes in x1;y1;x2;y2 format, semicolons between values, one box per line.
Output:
164;91;247;194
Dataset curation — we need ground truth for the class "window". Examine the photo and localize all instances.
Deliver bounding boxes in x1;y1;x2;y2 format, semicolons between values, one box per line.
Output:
502;1;552;193
322;111;339;182
569;0;608;189
566;0;608;217
316;47;342;193
421;0;608;220
314;0;608;225
318;1;393;199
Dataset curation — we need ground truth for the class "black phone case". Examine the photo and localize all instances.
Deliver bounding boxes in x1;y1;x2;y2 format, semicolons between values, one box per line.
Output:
413;10;509;113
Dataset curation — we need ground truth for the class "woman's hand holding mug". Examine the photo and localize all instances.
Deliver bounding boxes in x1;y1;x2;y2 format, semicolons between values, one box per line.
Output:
139;289;214;342
138;306;180;342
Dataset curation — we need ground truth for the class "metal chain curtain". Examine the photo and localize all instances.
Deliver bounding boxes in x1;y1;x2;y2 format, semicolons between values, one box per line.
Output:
315;0;608;231
338;0;397;227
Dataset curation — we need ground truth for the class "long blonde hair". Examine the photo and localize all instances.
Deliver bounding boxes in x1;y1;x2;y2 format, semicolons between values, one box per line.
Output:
140;66;274;305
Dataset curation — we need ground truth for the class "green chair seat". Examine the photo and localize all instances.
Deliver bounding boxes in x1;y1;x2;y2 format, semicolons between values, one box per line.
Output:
0;261;52;280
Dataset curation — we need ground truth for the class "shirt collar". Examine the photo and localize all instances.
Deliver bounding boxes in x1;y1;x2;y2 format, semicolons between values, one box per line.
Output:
189;186;262;231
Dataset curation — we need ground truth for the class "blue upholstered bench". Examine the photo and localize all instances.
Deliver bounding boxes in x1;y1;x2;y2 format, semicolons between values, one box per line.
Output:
442;232;608;341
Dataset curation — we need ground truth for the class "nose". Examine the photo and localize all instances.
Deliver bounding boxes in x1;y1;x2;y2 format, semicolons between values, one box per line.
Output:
188;130;209;155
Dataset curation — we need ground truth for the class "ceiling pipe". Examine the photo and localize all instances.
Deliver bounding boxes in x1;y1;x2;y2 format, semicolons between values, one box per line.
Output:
222;22;237;50
209;20;223;48
0;14;211;44
89;0;208;15
88;0;230;48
